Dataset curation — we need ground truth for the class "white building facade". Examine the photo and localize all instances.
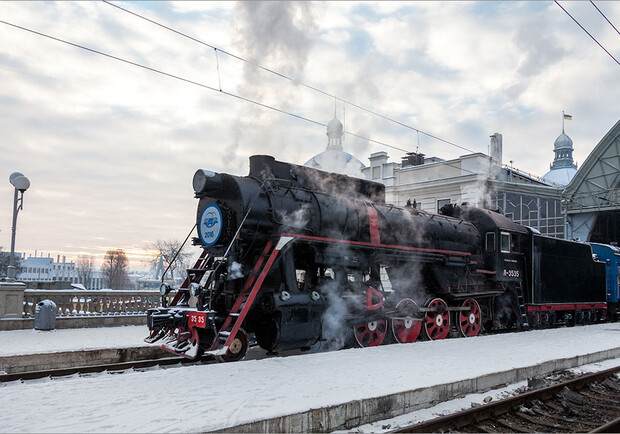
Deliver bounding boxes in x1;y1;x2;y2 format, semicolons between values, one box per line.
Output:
18;253;103;289
362;134;568;239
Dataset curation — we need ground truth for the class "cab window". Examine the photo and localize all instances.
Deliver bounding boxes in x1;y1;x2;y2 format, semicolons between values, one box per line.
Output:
500;232;511;253
486;232;495;251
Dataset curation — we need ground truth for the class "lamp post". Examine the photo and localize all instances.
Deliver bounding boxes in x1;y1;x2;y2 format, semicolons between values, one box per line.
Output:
6;172;30;283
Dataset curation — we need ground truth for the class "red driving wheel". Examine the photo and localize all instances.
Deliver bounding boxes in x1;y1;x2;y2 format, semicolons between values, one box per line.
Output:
424;298;450;340
216;328;249;363
392;298;422;344
353;320;387;347
458;298;482;337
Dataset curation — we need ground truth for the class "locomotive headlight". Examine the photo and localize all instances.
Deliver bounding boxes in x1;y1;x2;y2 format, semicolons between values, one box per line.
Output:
159;283;172;296
189;282;201;297
193;169;216;194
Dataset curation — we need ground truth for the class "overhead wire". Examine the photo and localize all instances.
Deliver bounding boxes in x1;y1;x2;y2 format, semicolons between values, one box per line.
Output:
555;1;620;66
0;17;521;180
0;18;413;155
0;18;524;180
101;0;479;155
590;1;620;36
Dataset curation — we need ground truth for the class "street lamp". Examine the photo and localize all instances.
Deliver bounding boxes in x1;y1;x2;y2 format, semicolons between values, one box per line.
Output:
6;172;30;282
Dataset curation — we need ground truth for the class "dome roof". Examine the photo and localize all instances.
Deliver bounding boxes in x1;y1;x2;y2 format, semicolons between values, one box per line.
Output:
554;132;573;149
304;150;366;177
326;117;344;137
542;166;577;186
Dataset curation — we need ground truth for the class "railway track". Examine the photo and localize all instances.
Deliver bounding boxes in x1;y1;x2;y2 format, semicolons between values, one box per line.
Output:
0;355;216;383
0;343;295;383
392;365;620;433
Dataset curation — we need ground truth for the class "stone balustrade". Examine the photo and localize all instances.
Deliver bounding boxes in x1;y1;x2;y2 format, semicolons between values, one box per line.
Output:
22;289;162;318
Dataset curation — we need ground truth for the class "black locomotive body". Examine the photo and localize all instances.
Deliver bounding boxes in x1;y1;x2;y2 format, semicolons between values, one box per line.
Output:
146;155;607;361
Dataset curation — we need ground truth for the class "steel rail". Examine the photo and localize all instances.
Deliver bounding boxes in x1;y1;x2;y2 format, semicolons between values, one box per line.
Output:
391;365;620;433
0;355;214;383
592;415;620;433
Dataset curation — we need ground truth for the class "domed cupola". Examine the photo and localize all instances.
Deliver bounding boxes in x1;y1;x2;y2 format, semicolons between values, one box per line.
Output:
304;114;365;177
542;119;578;185
554;132;573;150
326;117;344;151
550;131;576;170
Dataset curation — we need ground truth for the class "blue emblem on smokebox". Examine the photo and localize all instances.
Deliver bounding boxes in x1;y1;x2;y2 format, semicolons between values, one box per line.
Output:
199;204;223;246
204;212;218;228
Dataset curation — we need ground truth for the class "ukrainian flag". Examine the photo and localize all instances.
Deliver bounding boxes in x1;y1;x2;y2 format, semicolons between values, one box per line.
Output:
564;113;572;120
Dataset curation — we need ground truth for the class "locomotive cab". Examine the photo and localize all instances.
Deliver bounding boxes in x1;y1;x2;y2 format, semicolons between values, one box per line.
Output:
458;207;529;284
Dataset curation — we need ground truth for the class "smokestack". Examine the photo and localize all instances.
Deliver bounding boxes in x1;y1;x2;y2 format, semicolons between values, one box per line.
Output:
490;133;502;167
57;255;60;263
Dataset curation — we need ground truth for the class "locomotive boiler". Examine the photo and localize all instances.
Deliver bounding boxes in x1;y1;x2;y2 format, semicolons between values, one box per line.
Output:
146;155;608;361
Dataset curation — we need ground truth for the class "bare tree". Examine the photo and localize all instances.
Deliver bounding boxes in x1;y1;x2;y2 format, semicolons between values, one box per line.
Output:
146;240;192;282
76;255;95;288
101;249;129;289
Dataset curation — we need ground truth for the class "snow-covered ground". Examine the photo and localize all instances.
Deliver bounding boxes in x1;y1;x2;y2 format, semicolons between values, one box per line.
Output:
1;323;619;432
0;325;148;357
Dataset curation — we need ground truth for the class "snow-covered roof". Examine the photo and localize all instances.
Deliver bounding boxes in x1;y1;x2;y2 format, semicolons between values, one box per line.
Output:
542;166;577;185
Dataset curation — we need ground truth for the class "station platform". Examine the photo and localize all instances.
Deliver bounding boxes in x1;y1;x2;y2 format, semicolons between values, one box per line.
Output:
0;325;163;373
1;323;619;432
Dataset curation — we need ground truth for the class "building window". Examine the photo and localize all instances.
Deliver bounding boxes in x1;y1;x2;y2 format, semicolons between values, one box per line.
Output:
437;199;451;212
372;166;381;180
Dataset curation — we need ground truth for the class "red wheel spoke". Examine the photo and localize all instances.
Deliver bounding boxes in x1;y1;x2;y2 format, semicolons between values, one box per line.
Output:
354;319;387;347
424;298;450;340
458;299;481;338
392;298;421;343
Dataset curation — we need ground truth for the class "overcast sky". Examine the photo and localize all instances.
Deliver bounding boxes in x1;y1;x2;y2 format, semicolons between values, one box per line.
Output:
1;1;618;271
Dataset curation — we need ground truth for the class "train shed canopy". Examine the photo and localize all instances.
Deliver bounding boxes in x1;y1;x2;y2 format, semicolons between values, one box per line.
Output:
565;119;620;244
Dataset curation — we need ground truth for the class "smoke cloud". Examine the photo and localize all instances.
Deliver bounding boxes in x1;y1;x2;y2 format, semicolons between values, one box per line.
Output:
226;2;318;169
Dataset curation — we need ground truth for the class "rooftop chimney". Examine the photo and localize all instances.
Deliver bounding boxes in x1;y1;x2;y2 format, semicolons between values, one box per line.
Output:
401;152;425;167
490;133;502;167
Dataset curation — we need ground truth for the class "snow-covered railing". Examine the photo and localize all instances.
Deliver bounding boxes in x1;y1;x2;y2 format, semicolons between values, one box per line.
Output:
22;289;162;318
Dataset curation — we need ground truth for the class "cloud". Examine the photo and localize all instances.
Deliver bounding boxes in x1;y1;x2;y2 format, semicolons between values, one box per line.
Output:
0;1;618;270
514;14;568;77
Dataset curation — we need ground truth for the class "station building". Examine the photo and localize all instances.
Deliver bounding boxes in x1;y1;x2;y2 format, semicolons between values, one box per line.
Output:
364;120;619;244
363;137;568;239
305;114;619;245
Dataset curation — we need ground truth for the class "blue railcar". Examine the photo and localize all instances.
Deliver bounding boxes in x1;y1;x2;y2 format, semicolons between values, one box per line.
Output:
590;243;620;318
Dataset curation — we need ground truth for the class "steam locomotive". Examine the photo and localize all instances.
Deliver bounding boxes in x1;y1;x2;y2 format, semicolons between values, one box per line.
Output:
146;155;609;361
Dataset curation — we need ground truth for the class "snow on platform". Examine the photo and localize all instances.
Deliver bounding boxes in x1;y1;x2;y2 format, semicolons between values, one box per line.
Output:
344;357;620;433
1;323;620;433
0;325;149;357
